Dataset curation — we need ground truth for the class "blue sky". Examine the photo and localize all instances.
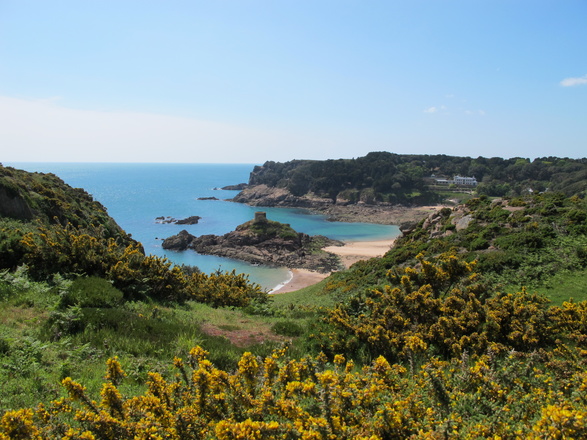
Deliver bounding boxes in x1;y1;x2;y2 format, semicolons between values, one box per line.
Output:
1;0;585;163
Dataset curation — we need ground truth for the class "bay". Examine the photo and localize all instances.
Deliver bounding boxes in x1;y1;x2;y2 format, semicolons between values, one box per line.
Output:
6;162;400;290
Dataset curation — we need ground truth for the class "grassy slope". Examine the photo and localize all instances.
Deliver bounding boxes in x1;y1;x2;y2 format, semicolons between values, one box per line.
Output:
0;272;336;411
2;174;587;415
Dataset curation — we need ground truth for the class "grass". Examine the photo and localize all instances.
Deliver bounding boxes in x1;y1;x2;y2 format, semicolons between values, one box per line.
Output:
0;275;304;411
531;268;587;306
271;278;337;311
3;254;586;412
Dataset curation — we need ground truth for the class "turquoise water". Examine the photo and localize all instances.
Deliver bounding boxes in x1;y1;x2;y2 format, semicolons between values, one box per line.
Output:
7;163;400;290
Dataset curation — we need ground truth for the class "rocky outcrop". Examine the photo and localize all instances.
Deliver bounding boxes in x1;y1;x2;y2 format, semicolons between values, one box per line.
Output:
156;215;201;225
0;184;34;220
161;229;195;250
232;185;333;209
221;183;248;191
232;184;441;225
162;215;343;273
176;216;202;225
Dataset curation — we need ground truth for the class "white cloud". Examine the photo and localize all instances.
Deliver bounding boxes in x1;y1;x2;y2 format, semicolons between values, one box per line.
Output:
560;75;587;87
464;109;486;116
0;96;292;163
424;105;448;114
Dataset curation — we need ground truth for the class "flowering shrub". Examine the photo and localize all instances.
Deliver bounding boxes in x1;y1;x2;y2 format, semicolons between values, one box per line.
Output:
313;252;587;363
1;344;587;439
19;223;266;307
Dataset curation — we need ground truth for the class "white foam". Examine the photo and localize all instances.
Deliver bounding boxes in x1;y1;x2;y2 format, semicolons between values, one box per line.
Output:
268;269;294;294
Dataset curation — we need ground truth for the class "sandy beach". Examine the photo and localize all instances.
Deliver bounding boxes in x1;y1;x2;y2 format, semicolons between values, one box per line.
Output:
270;237;397;294
323;238;397;269
270;268;329;294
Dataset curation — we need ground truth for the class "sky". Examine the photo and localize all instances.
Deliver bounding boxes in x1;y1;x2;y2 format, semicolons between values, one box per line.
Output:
0;0;586;163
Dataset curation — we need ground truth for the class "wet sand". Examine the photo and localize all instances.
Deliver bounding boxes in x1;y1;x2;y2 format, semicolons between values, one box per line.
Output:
269;268;329;294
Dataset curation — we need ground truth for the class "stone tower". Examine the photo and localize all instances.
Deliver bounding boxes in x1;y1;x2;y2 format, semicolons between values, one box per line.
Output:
254;211;267;223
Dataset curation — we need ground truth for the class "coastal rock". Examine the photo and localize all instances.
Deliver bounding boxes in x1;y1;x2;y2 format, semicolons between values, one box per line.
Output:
175;215;202;225
197;197;219;201
221;183;249;190
0;184;35;220
455;214;474;231
162;229;196;251
232;185;333;208
162;214;343;273
155;215;201;225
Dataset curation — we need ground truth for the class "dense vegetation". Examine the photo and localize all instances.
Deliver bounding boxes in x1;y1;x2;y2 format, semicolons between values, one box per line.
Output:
248;151;587;204
0;166;265;307
1;163;587;438
321;192;587;305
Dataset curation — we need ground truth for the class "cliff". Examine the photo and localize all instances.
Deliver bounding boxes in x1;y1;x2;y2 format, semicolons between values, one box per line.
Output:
0;165;128;239
0;165;136;271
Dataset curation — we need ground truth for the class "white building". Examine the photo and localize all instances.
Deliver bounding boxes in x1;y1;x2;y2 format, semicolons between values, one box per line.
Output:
453;176;478;186
433;176;478;186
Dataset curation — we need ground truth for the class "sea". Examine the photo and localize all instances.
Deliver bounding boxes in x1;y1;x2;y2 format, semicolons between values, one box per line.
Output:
6;162;400;291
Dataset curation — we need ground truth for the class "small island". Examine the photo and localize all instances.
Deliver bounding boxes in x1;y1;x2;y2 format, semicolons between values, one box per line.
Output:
162;212;343;273
155;215;201;225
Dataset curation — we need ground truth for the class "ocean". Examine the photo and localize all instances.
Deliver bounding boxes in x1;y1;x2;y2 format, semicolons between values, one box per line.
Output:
6;162;400;290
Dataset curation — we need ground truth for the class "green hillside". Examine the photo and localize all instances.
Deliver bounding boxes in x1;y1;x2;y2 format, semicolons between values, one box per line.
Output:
247;152;587;204
1;164;587;438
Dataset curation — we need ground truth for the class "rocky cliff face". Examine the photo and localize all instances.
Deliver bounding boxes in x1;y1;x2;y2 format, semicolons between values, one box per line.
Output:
232;184;439;226
0;165;132;240
163;217;343;273
0;184;35;220
232;185;334;208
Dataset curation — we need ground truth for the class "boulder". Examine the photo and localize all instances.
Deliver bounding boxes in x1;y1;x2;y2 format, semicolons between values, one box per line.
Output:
175;215;202;225
162;230;196;251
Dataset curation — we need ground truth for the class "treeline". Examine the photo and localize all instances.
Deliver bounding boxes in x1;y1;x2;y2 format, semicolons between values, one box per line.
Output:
248;151;587;203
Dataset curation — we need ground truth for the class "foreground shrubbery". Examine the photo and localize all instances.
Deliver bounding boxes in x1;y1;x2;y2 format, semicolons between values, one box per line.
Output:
312;252;587;366
16;222;266;307
3;167;587;438
2;252;587;438
1;344;587;439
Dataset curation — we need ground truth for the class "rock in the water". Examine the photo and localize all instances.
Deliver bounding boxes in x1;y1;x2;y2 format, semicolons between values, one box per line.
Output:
161;214;343;272
221;183;248;190
156;215;201;225
175;215;201;224
162;230;196;250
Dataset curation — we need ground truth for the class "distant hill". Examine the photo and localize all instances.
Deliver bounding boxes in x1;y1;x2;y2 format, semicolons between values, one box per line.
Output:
241;152;587;205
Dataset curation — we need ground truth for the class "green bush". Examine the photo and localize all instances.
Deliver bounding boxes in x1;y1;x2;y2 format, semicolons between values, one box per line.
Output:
476;251;523;273
468;237;490;251
45;305;85;340
58;276;123;309
495;231;545;250
272;320;305;337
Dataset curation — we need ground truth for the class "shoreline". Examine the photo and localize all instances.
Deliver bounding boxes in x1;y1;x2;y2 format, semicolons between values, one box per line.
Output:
269;236;398;294
266;203;444;294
